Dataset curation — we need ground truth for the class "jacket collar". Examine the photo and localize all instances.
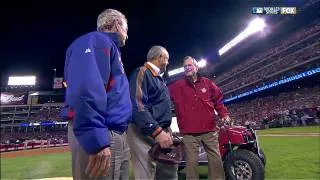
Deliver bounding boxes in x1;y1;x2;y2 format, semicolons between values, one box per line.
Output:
144;62;160;77
185;76;203;85
101;32;121;47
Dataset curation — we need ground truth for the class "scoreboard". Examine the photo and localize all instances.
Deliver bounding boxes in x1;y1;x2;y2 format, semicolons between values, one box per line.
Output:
252;7;297;15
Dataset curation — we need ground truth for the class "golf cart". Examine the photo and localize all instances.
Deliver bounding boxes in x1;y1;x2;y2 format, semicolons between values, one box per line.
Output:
170;118;266;180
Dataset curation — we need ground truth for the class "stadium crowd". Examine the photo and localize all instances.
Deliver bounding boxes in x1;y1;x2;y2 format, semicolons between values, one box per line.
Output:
222;58;319;98
226;85;320;129
0;128;67;152
220;42;319;93
1;129;67;145
1;105;67;152
28;106;64;122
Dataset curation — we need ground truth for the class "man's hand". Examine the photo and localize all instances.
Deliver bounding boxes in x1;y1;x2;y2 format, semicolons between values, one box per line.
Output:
155;131;173;148
221;115;233;125
85;147;111;178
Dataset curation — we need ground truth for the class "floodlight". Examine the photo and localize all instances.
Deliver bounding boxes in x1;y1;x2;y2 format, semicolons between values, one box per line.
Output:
8;76;36;86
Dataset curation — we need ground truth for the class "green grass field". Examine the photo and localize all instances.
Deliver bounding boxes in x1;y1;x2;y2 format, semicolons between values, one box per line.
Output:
1;153;71;179
1;126;320;180
257;126;320;135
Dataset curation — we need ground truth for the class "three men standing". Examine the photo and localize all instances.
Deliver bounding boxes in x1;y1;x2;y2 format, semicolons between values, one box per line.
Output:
64;7;230;180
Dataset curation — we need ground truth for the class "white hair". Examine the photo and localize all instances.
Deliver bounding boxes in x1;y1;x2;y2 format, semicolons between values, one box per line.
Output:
97;9;127;31
147;46;169;61
183;56;198;68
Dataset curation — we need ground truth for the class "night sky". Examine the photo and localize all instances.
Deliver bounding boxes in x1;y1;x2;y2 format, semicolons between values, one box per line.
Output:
1;0;316;90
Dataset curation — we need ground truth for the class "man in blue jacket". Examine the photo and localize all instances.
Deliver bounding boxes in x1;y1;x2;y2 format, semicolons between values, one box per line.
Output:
128;46;178;180
63;9;131;179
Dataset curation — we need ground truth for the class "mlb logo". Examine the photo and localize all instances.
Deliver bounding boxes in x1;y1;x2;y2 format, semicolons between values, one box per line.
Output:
252;7;264;14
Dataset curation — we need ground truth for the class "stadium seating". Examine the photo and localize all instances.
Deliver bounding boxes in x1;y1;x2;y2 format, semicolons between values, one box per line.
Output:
214;20;320;96
0;103;67;152
226;85;320;129
215;20;320;84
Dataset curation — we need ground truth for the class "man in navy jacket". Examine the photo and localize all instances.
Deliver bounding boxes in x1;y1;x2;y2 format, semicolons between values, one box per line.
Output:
128;46;178;180
63;9;131;179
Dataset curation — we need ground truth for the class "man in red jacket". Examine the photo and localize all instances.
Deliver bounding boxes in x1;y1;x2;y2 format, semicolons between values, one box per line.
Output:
168;56;231;180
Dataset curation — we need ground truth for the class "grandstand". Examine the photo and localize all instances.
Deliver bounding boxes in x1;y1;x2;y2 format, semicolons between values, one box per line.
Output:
0;99;66;152
211;19;320;129
227;85;320;129
216;20;320;95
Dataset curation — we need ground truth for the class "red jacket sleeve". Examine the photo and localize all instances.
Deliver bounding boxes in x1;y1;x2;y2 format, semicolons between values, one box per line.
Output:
168;83;176;101
210;80;229;118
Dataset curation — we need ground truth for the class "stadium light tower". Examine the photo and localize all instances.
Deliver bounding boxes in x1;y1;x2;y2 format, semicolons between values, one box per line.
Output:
8;76;36;86
218;18;266;56
168;67;184;77
247;18;266;33
197;59;207;68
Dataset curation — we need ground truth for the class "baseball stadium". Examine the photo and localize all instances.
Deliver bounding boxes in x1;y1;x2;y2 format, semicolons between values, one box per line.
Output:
1;0;320;180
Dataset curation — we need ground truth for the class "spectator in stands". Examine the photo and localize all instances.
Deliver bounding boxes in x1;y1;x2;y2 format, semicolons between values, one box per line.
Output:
316;106;320;119
168;56;231;180
40;138;45;149
63;9;131;179
227;85;320;128
24;140;28;150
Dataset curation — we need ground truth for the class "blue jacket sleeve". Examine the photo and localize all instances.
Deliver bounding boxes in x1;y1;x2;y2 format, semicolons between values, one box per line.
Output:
129;68;161;137
65;35;111;154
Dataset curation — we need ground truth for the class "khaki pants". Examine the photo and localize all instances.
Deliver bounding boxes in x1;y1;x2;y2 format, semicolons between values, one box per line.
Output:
68;122;130;180
127;124;178;180
182;131;225;180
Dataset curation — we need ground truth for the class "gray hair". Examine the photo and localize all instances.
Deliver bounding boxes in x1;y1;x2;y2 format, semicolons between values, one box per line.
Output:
183;56;198;68
97;9;127;31
147;46;169;61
